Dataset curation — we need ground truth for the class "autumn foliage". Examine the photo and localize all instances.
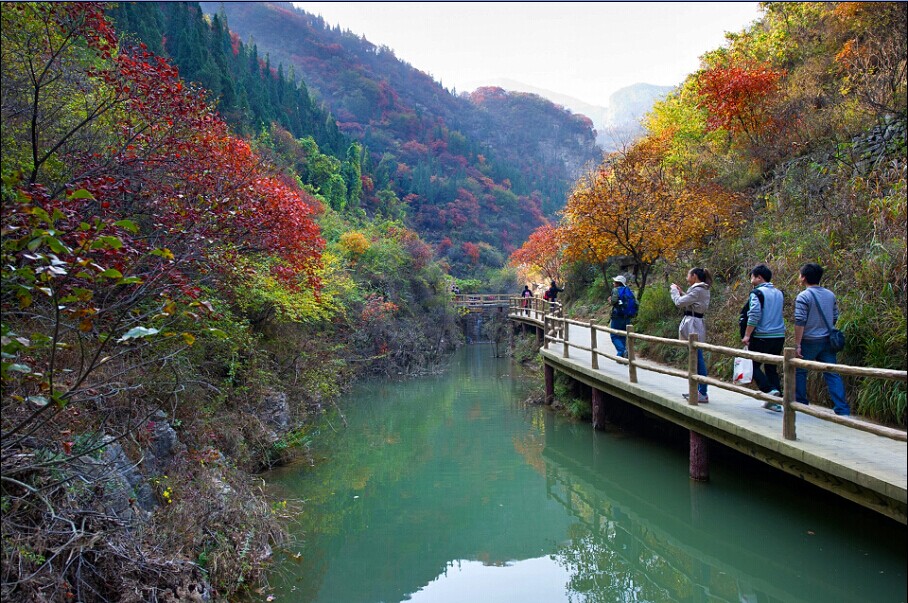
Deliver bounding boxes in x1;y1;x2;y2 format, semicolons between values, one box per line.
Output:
696;60;785;140
509;223;565;284
561;135;745;296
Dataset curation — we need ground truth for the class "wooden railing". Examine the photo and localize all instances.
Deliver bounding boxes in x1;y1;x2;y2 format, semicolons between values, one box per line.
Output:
508;298;907;443
452;293;513;308
507;296;562;322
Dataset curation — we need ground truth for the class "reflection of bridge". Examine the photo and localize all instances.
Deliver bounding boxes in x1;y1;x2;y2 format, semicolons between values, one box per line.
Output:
507;297;908;524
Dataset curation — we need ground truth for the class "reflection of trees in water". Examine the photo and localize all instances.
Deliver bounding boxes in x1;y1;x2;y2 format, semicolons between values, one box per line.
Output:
480;311;511;356
548;465;760;603
511;431;546;477
555;520;759;603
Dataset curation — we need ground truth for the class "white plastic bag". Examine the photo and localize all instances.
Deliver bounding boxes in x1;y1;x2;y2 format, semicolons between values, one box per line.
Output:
733;356;753;385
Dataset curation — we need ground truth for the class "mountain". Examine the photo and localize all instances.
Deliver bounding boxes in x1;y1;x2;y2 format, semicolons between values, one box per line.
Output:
470;78;673;152
598;83;674;151
197;1;600;272
476;78;611;130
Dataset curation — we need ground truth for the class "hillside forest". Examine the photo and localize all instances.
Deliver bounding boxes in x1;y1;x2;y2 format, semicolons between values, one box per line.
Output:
1;2;906;602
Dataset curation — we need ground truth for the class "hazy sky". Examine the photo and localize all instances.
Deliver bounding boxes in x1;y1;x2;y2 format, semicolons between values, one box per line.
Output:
293;2;762;107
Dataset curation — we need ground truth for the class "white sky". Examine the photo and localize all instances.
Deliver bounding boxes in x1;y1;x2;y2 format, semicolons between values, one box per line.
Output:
293;2;762;107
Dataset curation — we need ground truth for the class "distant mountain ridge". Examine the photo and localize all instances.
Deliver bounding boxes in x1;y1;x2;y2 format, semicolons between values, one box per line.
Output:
477;78;673;152
199;1;600;271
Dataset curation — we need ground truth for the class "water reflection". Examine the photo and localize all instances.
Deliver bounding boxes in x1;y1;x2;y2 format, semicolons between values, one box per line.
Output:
266;345;906;603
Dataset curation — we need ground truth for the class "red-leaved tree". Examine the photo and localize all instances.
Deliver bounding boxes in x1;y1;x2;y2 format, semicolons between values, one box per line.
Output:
696;60;786;145
509;223;565;284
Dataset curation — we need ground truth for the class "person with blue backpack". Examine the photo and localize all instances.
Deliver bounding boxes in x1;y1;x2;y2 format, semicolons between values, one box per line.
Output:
671;267;712;403
609;275;637;358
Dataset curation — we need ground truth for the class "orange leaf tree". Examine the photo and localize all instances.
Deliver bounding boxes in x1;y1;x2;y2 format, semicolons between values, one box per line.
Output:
561;136;745;298
509;223;565;285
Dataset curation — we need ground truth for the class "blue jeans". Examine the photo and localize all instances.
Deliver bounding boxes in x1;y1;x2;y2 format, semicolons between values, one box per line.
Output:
696;349;708;396
796;337;849;416
610;316;629;358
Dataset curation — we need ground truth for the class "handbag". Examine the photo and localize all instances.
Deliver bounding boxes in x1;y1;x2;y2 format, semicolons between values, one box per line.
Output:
808;289;845;352
733;354;753;385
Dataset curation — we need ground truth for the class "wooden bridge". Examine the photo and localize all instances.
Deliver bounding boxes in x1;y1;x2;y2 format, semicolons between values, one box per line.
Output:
507;297;908;524
451;293;512;312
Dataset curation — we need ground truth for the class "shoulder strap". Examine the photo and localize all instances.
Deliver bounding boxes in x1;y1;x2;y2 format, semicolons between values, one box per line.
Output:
807;288;833;329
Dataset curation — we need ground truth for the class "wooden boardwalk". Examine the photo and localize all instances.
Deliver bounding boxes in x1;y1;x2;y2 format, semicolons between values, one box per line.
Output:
509;303;908;524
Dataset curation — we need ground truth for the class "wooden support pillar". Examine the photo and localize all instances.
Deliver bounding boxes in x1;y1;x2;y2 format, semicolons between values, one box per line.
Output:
536;325;543;346
544;363;555;405
591;387;607;430
689;430;709;482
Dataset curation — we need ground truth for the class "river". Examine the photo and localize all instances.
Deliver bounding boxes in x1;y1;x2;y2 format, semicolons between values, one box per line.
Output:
265;345;906;603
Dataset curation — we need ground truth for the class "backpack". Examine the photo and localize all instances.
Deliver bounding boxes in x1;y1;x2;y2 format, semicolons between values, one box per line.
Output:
738;289;765;338
614;286;637;318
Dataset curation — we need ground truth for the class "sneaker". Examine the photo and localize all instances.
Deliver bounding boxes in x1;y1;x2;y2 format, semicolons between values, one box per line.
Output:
762;401;783;413
768;389;781;397
682;393;709;403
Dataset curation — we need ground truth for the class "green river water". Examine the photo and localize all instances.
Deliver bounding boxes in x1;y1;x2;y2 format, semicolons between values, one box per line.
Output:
265;345;906;603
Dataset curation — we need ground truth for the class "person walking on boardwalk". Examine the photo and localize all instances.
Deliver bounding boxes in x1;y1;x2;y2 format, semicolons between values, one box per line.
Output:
546;280;564;303
609;275;637;359
794;263;850;416
741;264;786;412
671;268;712;403
521;284;533;315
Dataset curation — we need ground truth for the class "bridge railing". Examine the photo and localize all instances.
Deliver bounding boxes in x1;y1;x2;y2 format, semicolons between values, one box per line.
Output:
452;293;513;308
508;299;907;443
508;296;562;323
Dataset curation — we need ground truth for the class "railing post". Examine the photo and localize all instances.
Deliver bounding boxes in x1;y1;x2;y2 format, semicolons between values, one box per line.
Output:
626;324;638;383
562;316;570;358
687;333;699;405
589;321;598;369
543;315;549;350
783;347;797;440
